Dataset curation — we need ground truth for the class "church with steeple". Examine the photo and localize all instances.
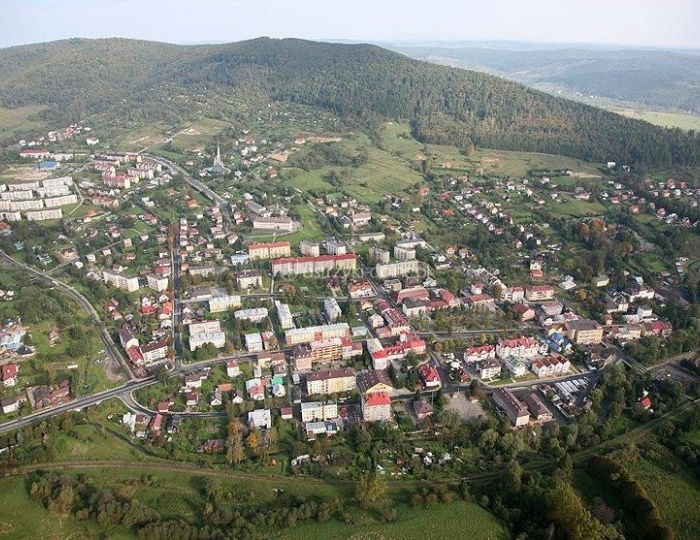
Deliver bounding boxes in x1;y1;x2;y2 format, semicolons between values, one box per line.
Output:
208;143;229;176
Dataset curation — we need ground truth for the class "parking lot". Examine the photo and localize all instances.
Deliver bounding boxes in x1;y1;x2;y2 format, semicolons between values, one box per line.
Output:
443;391;485;421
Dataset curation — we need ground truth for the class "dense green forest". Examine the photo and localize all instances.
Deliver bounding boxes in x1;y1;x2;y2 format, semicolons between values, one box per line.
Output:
1;37;700;168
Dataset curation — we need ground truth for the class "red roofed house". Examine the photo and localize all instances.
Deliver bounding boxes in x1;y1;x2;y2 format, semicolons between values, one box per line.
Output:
512;303;536;322
418;363;441;388
151;413;163;434
2;364;18;387
639;395;653;410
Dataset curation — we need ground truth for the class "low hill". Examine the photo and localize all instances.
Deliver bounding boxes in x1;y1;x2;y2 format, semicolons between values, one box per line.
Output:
1;37;699;168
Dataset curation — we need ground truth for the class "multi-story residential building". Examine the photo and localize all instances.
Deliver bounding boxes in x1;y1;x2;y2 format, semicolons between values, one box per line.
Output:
140;338;169;365
245;332;264;353
251;215;297;232
492;388;530;427
300;401;338;422
285;323;351;346
0;190;33;201
324;238;347;256
36;185;72;198
209;294;242;313
44;194;78;208
8;199;43;211
566;319;604;345
146;274;169;292
248;241;291;260
464;344;496;363
394;245;416;261
299;240;321;257
525;285;556;302
293;337;345;371
323;298;342;322
234;307;269;323
305;368;356;395
275;301;295;330
479;358;502;380
26;208;63;221
248;242;292;261
496;337;542;360
103;269;140;292
271;254;357;276
236;270;263;289
189;320;226;351
0;211;21;221
375;260;423;280
369;246;390;264
362;392;392;422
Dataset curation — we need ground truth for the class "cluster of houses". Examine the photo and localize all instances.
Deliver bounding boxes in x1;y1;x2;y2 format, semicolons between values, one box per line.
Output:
1;379;71;415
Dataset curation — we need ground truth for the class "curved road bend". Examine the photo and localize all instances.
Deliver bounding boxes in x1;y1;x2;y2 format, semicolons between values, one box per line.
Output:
0;250;134;381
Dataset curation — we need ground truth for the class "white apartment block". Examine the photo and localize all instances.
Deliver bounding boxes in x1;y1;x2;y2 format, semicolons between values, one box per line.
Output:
42;176;73;188
1;190;33;201
324;298;342;322
44;194;78;208
300;401;338;423
209;294;242;313
146;274;169;292
103;269;140;292
234;307;269;323
189;320;225;351
275;301;295;330
11;200;43;211
36;185;71;198
285;323;350;346
375;260;423;279
26;208;62;221
0;211;21;222
8;181;40;191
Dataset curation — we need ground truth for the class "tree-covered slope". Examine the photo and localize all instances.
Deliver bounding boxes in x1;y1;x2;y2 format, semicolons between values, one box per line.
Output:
1;37;699;168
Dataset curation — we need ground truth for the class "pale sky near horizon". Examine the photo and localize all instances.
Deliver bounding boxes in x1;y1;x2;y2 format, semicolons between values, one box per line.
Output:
0;0;698;50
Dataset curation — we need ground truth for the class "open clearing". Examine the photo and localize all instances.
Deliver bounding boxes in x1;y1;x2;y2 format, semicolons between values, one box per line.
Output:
0;105;47;138
612;108;700;131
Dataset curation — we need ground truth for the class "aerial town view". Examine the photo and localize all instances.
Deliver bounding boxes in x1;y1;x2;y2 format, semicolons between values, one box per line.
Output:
0;1;700;539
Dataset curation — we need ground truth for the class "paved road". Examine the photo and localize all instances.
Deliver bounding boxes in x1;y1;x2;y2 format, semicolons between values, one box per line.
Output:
0;378;155;435
0;250;134;381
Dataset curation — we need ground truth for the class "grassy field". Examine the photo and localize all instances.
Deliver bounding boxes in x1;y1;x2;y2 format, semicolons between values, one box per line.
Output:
0;475;135;540
625;453;700;540
466;148;603;178
0;464;507;540
0;105;47;138
612;108;700;131
282;499;509;540
343;146;423;203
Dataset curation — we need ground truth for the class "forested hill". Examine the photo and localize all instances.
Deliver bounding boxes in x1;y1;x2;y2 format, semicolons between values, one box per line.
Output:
1;37;699;168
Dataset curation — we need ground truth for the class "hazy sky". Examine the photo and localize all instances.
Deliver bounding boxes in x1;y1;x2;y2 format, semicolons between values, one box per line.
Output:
1;0;699;50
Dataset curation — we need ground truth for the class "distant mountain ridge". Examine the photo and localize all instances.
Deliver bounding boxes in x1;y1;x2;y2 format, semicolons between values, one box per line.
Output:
389;44;700;114
0;37;699;168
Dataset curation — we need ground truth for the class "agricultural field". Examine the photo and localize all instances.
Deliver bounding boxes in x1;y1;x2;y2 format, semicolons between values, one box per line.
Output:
612;108;700;131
